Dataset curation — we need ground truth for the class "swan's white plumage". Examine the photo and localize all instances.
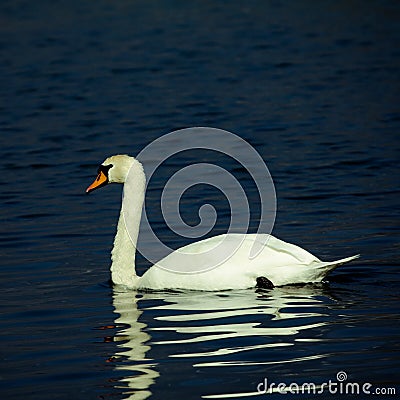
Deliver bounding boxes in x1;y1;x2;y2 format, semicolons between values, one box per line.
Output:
140;233;359;290
87;154;359;291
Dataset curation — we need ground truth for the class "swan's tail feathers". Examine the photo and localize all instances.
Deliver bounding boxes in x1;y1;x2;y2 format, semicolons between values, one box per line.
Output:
311;254;360;283
321;254;360;273
329;254;360;266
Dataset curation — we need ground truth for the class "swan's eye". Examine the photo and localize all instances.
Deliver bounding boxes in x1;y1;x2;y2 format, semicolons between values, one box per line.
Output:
97;164;113;177
86;164;114;194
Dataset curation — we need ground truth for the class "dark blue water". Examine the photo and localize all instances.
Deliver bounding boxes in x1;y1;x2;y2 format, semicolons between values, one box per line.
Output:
1;1;399;399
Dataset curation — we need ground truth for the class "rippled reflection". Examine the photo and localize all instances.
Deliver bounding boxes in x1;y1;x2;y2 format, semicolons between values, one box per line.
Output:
111;285;334;399
111;289;159;400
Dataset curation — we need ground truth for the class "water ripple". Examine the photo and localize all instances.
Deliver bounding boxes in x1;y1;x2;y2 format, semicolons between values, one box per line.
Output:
109;286;334;399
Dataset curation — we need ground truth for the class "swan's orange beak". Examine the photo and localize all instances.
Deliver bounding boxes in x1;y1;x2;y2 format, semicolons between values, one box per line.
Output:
86;171;108;194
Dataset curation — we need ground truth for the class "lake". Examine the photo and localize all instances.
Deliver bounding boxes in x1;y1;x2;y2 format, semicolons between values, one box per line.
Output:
0;1;399;399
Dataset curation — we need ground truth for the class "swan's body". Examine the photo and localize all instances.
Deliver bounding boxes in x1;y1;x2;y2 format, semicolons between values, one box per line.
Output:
86;155;359;290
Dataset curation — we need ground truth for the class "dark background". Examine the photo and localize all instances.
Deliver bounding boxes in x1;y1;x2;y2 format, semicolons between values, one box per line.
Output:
0;1;399;399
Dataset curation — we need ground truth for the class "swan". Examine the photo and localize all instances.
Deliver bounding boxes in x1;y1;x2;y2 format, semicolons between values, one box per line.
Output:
86;154;359;290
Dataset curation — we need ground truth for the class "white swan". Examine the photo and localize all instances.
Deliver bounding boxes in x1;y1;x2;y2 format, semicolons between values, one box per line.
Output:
86;154;359;290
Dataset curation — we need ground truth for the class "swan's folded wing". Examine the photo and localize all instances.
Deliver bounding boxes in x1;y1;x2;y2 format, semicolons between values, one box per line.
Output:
139;234;360;290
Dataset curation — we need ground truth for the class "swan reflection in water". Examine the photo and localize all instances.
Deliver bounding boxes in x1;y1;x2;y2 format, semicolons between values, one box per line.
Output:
109;289;159;400
108;284;335;399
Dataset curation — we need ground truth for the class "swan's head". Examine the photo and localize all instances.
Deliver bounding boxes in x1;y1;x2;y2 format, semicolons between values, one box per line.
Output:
86;154;138;193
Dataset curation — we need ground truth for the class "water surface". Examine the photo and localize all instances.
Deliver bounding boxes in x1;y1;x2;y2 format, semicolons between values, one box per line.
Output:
0;1;399;399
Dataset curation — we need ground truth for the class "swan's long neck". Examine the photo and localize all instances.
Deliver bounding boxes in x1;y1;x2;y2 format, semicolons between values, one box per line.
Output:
110;160;146;288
